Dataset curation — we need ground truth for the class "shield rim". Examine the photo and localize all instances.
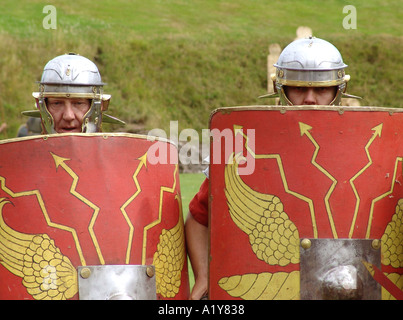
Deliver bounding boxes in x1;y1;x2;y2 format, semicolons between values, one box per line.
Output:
209;105;403;124
0;132;177;147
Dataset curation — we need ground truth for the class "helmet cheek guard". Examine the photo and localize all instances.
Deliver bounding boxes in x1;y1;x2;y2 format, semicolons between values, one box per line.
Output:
34;94;55;134
28;53;124;134
82;98;102;133
260;37;361;106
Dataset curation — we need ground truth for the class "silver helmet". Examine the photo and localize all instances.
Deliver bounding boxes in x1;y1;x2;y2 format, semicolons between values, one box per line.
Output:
29;53;124;133
261;37;360;105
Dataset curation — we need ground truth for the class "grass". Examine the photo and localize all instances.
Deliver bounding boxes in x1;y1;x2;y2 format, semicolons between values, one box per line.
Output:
180;172;206;218
180;172;207;290
2;0;402;39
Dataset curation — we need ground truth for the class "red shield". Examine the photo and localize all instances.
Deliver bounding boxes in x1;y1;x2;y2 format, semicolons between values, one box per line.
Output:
209;106;403;300
0;133;189;300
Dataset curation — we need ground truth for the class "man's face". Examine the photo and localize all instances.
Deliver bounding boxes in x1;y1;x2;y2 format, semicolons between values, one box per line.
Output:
46;97;91;133
284;86;337;105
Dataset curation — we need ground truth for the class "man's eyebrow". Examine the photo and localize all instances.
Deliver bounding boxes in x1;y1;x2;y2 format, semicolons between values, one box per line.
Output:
71;98;89;102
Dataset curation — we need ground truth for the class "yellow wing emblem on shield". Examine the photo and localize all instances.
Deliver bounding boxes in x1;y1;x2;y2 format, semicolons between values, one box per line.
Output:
153;212;186;298
0;198;78;300
380;198;403;299
225;153;300;266
222;153;300;299
218;271;300;300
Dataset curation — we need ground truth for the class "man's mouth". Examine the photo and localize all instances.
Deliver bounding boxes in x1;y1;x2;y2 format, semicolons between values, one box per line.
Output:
59;127;81;133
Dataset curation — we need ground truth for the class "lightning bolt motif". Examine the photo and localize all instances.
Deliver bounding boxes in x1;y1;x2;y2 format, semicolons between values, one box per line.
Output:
0;175;86;266
120;152;148;264
51;152;102;265
348;124;383;238
299;122;338;239
234;125;317;238
142;164;179;264
367;157;403;238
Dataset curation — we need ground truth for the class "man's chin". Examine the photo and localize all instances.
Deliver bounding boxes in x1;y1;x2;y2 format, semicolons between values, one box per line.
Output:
57;128;81;133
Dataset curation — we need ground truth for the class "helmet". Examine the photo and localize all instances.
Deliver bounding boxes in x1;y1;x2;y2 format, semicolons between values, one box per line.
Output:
29;53;124;133
261;37;360;106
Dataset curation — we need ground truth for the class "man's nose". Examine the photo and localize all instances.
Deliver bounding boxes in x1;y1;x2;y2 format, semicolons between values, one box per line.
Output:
62;103;75;120
303;88;317;105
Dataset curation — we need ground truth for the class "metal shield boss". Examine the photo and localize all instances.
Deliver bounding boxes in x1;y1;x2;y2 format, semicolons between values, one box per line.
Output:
209;106;403;300
0;133;189;300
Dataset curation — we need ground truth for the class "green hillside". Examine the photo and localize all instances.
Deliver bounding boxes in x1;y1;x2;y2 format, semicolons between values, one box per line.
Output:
0;0;402;139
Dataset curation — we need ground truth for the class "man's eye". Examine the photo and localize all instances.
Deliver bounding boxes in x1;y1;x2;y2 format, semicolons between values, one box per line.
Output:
74;101;88;107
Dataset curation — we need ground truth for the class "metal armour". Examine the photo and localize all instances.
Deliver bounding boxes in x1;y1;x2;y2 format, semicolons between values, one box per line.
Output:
261;37;360;106
30;54;123;133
